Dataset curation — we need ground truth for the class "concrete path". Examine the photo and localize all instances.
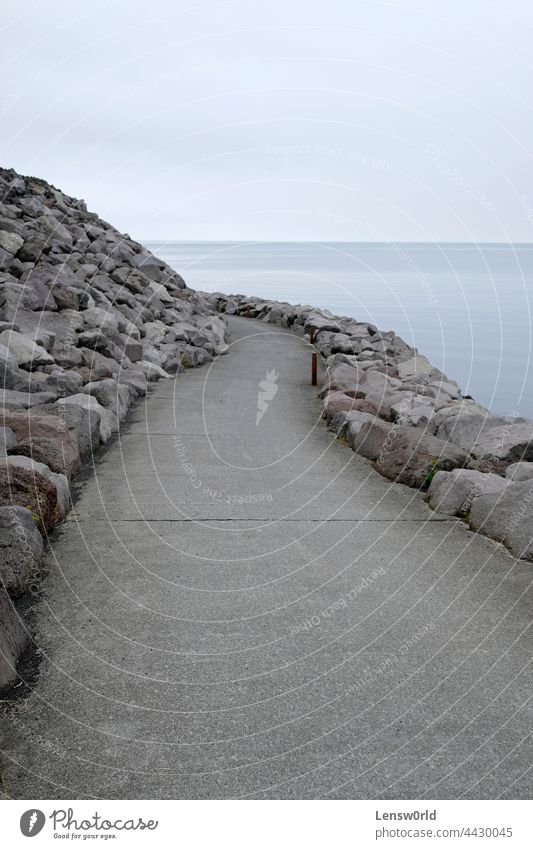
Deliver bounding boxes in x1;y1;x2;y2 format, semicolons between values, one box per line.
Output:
2;317;531;799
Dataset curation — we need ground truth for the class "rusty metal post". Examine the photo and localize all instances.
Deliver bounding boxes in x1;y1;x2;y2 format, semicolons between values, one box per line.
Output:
311;352;318;386
246;305;251;318
309;327;315;344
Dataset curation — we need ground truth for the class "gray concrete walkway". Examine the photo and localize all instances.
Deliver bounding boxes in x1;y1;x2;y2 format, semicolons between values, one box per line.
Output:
1;317;531;799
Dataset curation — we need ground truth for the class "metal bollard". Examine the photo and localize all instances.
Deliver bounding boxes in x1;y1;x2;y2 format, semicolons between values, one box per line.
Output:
311;352;318;386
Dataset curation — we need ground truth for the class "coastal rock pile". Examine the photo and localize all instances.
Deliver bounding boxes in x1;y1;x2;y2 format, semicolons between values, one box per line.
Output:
0;167;228;691
208;292;533;563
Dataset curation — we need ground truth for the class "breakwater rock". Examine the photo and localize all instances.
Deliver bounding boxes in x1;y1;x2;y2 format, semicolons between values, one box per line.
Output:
207;292;533;563
0;167;228;691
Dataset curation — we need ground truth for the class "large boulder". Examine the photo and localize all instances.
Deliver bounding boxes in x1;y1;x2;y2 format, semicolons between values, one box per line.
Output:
0;388;57;410
329;410;377;441
1;412;81;477
60;393;115;444
387;391;436;427
318;363;365;398
322;391;361;420
352;419;468;488
0;505;43;595
304;312;341;334
427;469;511;516
469;480;533;561
397;354;436;379
436;409;533;464
82;378;135;421
505;462;533;482
0;464;59;533
2;456;70;519
0;329;54;368
0;591;29;693
0;230;23;255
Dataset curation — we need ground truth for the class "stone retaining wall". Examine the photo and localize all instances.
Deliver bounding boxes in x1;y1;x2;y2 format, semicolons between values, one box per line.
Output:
0;168;228;691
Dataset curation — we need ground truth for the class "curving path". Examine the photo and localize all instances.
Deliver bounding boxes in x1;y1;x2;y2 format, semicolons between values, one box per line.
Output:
1;316;532;799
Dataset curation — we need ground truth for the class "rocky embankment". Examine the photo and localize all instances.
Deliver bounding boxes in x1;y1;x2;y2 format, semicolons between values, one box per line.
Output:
0;168;228;691
208;292;533;562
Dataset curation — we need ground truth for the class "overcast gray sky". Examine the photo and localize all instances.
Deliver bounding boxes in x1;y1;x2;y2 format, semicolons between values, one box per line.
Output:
2;0;533;241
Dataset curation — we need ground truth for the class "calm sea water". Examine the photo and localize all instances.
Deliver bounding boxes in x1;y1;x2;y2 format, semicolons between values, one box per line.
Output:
147;241;533;419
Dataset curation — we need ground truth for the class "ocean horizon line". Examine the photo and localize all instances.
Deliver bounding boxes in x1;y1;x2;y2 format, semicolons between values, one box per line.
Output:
144;239;533;248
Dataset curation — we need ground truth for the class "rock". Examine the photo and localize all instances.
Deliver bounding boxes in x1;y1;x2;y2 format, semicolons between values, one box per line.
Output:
304;312;341;334
0;388;57;410
123;339;143;362
505;462;533;482
81;305;119;333
9;437;72;477
3;456;70;519
82;378;134;421
0;590;30;693
1;412;81;477
18;267;59;310
180;347;211;368
44;368;84;396
0;505;43;595
60;393;115;443
329;410;377;441
36;215;73;247
136;360;171;381
0;230;23;254
388;392;436;427
0;329;54;367
434;409;533;464
0;464;59;533
144;320;167;345
427;469;511;516
397;355;435;379
148;280;174;303
352;419;468;488
0;426;17;456
0;341;19;375
318;363;365;398
469;480;533;561
322;391;362;420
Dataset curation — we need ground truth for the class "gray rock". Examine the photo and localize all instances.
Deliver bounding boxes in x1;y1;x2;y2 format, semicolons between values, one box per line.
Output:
0;230;23;255
427;469;511;516
0;590;30;692
329;410;377;441
469;479;533;561
0;389;57;410
388;392;436;426
0;426;17;457
397;355;435;379
435;409;533;464
136;360;171;381
36;215;73;247
148;280;174;303
60;393;115;443
122;338;143;362
0;329;54;367
0;505;44;595
44;368;84;396
42;402;100;460
505;462;533;482
318;363;365;398
82;378;134;421
352;419;468;488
